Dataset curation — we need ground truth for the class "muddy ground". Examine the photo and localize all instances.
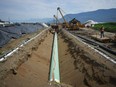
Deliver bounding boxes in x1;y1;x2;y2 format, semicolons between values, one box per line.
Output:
0;29;116;87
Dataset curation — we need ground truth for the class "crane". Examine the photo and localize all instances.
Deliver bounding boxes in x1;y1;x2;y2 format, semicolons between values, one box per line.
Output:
53;15;60;24
57;7;69;28
50;15;60;32
53;15;62;30
57;7;83;30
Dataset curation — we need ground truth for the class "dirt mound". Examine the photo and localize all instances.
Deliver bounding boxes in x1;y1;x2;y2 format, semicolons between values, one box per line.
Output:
0;29;116;87
0;30;52;87
58;30;116;87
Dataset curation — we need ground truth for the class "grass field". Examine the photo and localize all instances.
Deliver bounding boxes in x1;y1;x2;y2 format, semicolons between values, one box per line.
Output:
93;22;116;32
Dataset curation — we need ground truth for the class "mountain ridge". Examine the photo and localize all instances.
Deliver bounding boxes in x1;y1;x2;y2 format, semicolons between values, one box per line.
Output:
64;8;116;23
12;8;116;23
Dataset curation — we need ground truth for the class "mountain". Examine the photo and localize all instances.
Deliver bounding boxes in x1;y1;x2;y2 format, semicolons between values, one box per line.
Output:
64;8;116;23
12;18;53;23
12;8;116;23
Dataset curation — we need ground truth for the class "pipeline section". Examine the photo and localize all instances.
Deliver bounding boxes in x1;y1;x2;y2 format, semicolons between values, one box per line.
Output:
49;32;60;83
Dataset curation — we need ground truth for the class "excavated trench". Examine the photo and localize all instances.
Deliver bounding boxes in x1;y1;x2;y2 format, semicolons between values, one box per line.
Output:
58;30;116;87
0;29;53;87
0;29;116;87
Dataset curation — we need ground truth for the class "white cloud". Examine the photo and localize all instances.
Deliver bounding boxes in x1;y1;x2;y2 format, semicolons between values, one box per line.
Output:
0;0;116;20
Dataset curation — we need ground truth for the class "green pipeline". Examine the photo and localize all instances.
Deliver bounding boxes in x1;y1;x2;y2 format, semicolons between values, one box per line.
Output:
49;32;60;83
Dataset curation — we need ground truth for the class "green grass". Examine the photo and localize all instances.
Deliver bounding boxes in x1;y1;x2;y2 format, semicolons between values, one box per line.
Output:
93;22;116;32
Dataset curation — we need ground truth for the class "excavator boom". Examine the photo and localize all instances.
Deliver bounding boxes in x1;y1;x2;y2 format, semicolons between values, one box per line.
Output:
57;7;67;24
54;15;60;24
57;7;69;28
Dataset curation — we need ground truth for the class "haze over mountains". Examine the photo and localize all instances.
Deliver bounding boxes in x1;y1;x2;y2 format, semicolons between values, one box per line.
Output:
12;8;116;23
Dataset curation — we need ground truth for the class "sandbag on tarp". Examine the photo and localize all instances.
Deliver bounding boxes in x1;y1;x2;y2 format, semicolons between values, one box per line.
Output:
0;30;11;47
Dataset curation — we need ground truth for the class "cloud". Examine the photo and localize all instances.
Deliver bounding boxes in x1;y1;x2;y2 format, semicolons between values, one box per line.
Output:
0;0;116;21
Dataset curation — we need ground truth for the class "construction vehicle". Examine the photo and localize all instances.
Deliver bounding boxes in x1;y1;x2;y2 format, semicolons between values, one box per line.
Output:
53;15;60;24
57;7;70;29
69;18;81;30
50;15;61;33
50;15;59;29
57;7;81;30
53;15;62;29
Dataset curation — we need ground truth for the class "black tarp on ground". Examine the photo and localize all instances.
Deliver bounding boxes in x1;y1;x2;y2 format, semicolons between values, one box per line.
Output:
0;23;44;47
0;30;11;48
20;23;43;33
0;25;22;38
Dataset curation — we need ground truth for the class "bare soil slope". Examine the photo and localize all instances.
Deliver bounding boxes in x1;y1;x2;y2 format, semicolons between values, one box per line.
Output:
0;31;53;87
58;31;116;87
58;34;87;87
0;29;42;53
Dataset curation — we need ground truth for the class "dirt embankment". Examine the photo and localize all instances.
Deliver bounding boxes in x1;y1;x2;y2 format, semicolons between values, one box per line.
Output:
0;29;116;87
58;30;116;87
0;29;53;87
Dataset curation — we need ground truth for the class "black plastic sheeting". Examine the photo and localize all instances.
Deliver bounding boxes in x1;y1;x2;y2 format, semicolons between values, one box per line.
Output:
0;23;44;47
0;30;11;47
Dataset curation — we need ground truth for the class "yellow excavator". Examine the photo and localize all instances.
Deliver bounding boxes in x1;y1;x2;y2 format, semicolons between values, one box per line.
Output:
57;7;70;29
57;7;80;30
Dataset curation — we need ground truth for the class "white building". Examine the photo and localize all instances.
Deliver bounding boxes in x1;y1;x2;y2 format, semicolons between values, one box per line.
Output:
0;20;10;27
0;21;5;26
84;20;98;27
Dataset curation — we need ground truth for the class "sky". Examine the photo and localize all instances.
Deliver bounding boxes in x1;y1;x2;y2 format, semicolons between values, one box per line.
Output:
0;0;116;21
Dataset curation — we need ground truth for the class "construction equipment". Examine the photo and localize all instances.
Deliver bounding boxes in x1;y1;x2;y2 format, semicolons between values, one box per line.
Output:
57;7;81;30
69;18;80;30
53;15;60;24
52;15;62;30
57;7;70;28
